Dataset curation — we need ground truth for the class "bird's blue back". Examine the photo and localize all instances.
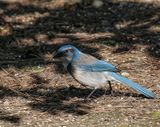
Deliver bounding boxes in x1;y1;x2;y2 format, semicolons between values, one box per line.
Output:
73;53;119;72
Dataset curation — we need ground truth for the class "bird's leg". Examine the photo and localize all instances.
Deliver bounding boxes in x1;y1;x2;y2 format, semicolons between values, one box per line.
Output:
86;88;97;99
108;81;114;96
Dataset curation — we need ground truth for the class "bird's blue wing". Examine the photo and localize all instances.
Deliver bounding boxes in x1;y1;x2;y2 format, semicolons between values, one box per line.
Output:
77;60;120;72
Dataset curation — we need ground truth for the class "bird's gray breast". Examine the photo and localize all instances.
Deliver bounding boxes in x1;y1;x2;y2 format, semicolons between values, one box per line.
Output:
68;63;108;88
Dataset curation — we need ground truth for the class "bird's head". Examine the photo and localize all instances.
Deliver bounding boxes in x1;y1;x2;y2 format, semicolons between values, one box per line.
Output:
53;45;80;61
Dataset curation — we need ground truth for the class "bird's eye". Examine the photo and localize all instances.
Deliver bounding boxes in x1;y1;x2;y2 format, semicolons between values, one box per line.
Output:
65;50;69;53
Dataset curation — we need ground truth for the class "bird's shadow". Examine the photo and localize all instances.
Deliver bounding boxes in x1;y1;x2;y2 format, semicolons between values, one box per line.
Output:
0;81;146;119
21;84;144;115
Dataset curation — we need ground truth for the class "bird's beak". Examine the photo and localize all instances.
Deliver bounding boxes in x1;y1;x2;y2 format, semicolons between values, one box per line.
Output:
53;51;64;58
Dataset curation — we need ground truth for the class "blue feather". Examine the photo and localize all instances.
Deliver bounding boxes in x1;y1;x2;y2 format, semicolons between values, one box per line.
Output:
77;60;119;72
110;73;156;98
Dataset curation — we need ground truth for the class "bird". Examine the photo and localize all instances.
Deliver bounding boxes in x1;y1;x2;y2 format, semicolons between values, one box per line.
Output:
53;44;156;99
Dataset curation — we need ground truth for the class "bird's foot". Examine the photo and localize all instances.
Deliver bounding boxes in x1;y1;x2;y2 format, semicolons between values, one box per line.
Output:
109;90;114;96
104;89;114;96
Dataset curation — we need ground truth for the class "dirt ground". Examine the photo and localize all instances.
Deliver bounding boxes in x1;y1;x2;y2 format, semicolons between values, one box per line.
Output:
0;0;160;127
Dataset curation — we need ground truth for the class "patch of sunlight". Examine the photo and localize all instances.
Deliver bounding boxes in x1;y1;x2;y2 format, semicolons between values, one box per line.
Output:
52;0;82;9
35;34;48;42
18;66;45;73
58;32;115;41
151;111;160;120
0;25;12;36
115;21;134;30
92;0;103;8
148;25;160;32
11;12;49;29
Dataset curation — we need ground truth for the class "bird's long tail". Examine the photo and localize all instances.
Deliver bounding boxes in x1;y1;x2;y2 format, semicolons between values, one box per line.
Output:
109;73;156;98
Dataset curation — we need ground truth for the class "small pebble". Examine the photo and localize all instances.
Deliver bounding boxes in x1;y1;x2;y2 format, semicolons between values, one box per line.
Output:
92;0;103;8
121;72;129;77
156;84;160;89
107;104;112;107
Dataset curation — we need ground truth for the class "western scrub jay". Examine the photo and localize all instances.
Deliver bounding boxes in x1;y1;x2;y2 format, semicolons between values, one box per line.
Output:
54;44;156;99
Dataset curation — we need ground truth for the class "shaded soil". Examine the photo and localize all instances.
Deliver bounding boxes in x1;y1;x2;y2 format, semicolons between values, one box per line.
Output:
0;0;160;126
